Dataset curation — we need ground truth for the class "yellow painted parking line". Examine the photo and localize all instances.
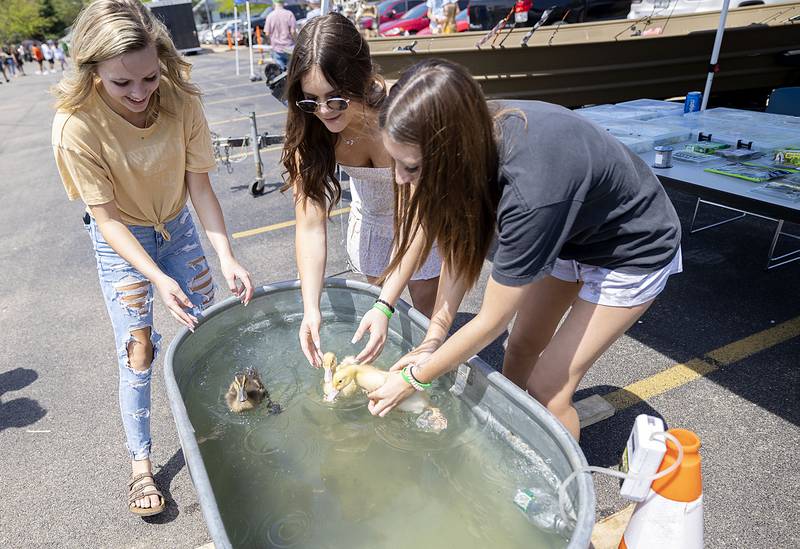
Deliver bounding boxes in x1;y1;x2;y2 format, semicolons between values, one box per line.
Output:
205;92;270;106
209;110;285;126
705;316;800;365
233;207;350;239
603;359;717;411
602;316;800;411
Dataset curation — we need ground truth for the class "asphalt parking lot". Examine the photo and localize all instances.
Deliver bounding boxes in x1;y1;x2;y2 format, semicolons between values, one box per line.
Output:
0;47;798;548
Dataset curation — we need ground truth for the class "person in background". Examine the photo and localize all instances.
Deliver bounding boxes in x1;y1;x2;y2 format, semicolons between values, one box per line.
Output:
4;46;17;78
426;0;445;34
52;0;253;517
442;0;458;34
264;0;297;71
12;44;26;76
32;42;44;74
0;50;9;83
42;40;55;73
54;42;68;71
367;60;682;440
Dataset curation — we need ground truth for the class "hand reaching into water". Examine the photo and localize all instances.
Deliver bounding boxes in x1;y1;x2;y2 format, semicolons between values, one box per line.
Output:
299;309;323;368
220;256;254;306
351;307;390;364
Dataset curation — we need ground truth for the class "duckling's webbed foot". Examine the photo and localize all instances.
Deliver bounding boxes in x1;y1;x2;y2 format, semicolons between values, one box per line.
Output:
415;407;448;433
263;390;282;414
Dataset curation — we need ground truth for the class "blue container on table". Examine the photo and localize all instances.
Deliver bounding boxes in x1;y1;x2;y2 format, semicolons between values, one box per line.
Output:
684;91;702;113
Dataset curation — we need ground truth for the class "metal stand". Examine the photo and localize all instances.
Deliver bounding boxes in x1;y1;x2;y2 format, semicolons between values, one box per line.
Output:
211;110;284;196
689;198;800;270
248;111;265;195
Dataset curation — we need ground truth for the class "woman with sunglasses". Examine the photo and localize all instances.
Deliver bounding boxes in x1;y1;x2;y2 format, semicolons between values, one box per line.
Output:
365;60;682;440
282;13;441;368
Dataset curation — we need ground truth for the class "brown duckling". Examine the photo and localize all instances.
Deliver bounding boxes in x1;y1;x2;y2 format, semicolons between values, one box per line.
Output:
225;368;281;414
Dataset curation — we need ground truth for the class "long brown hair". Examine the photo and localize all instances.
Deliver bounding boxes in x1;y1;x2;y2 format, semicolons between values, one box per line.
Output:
281;13;385;212
53;0;199;125
380;60;500;288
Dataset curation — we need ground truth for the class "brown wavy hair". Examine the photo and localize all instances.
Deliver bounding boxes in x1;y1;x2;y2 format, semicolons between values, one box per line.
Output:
280;13;385;212
380;60;501;288
53;0;199;125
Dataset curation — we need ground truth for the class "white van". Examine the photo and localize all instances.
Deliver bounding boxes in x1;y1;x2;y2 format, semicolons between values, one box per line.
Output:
628;0;794;20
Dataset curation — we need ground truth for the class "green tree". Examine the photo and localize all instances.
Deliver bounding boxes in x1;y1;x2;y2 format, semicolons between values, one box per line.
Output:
51;0;87;29
0;0;53;42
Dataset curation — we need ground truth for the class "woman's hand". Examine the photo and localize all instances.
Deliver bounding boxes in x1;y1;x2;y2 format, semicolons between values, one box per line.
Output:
220;256;254;306
154;274;198;331
351;307;390;363
299;309;323;368
367;371;416;417
389;338;441;372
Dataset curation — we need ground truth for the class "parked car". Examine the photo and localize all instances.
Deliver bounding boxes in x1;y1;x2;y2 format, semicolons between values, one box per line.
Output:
201;20;233;44
379;3;430;35
361;0;427;29
416;8;470;34
468;0;632;30
628;0;794;19
212;21;243;45
379;0;469;36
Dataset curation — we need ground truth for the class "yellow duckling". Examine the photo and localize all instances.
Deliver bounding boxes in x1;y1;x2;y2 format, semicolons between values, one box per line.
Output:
225;368;281;414
322;352;359;402
331;363;448;432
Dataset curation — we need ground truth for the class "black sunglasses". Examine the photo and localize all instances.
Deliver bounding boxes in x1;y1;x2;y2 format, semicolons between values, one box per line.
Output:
295;97;351;114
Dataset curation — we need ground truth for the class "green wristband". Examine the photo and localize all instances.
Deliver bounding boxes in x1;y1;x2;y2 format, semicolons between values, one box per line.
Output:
373;301;393;319
400;367;415;388
402;365;431;391
408;365;432;388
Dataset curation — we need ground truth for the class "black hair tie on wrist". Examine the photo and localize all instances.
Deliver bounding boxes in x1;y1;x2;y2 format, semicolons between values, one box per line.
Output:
375;298;395;314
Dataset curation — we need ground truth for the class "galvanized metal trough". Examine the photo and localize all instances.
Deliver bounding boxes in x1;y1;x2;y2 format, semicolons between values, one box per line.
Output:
163;279;595;548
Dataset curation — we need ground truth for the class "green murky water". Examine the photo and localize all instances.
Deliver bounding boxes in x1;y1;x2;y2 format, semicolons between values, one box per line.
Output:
180;313;568;549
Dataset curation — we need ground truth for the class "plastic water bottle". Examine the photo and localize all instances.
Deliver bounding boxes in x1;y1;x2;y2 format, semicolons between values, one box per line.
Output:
513;487;568;535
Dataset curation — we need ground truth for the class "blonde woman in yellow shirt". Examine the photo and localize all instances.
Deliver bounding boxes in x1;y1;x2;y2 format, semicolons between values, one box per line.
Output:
51;0;253;517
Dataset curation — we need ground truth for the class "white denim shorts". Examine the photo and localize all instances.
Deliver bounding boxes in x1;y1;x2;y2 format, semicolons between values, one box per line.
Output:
549;248;682;307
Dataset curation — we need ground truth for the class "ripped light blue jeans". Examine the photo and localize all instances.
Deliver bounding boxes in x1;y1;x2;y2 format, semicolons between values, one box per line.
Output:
85;206;215;460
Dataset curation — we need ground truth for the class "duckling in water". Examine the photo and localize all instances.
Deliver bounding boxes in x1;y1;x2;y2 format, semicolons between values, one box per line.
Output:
331;363;448;432
225;368;282;414
322;352;359;402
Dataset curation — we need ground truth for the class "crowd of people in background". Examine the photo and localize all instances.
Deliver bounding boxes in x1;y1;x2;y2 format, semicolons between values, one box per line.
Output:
0;40;69;85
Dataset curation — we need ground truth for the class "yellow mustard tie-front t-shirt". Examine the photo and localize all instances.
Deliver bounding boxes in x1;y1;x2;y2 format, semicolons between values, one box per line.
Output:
51;78;216;240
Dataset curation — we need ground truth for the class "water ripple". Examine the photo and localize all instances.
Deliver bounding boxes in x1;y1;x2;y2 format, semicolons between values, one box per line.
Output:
257;510;312;548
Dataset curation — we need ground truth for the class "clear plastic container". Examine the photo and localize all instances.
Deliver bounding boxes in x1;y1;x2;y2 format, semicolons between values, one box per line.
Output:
679;109;800;151
575;104;652;121
514;487;569;536
616;99;685;119
597;120;691;151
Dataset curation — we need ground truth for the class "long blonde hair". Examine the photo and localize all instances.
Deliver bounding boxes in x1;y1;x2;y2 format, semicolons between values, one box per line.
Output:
53;0;200;123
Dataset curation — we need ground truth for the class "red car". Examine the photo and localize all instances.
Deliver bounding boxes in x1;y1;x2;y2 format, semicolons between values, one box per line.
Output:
415;8;470;35
379;3;431;36
361;0;426;30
